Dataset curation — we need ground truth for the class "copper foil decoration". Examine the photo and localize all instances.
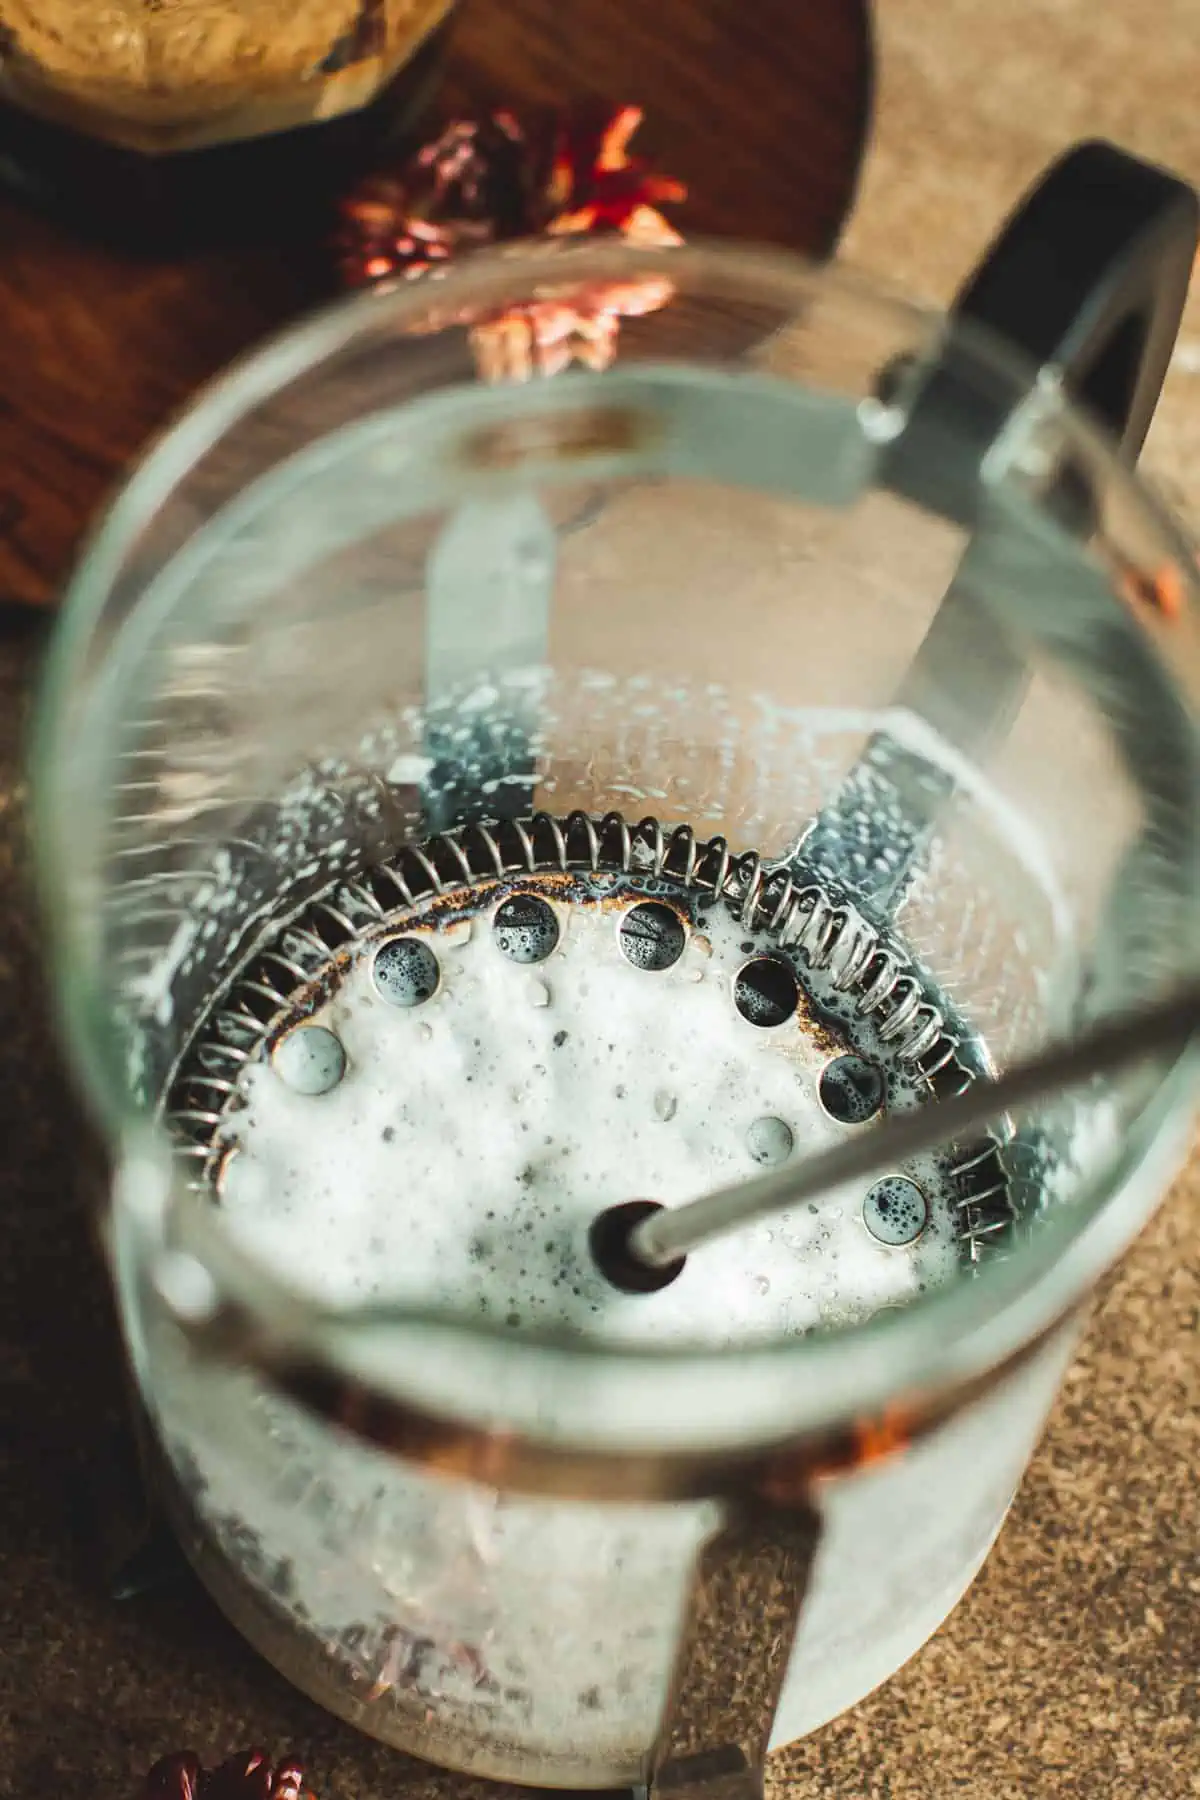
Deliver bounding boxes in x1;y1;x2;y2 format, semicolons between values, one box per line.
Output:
141;1748;312;1800
1116;553;1186;622
336;104;686;378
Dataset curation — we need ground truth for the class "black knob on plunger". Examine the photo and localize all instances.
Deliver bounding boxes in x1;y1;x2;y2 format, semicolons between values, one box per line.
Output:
588;1199;687;1294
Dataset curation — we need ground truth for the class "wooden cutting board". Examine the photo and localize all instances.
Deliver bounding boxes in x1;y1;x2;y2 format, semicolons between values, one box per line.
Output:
0;0;871;611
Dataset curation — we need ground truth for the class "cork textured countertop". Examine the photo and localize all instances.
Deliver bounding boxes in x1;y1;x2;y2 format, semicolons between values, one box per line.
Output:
2;2;1199;1798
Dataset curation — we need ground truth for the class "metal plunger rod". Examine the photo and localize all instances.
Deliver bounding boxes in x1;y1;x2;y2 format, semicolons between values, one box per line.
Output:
628;982;1200;1271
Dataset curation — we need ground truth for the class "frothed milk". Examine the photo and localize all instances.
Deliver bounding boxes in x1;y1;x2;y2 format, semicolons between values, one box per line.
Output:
218;893;962;1343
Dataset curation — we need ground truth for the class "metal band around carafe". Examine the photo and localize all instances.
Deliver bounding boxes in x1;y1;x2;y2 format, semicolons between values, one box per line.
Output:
144;1192;1075;1505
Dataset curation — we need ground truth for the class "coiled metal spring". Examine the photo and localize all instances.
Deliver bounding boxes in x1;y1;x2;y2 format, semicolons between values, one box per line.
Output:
165;811;1014;1260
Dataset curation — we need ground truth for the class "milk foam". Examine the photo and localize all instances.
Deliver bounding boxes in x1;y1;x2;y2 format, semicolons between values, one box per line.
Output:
218;889;962;1345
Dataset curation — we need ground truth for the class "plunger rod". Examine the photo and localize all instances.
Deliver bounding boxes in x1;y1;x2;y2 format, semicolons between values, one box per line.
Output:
626;982;1200;1271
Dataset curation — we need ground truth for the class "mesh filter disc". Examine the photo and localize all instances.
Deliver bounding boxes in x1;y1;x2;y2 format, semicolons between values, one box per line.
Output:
165;812;1015;1345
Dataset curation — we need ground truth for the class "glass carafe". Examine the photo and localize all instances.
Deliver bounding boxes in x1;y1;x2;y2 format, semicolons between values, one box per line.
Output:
33;141;1200;1792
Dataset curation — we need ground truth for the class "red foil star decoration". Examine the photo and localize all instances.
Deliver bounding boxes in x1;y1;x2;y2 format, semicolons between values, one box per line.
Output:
541;105;686;242
336;104;686;379
141;1749;313;1800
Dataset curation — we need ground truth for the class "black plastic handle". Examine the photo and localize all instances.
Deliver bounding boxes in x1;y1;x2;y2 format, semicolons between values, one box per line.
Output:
884;140;1198;528
804;141;1198;917
953;138;1197;461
